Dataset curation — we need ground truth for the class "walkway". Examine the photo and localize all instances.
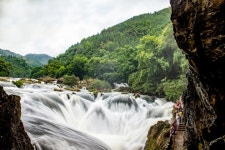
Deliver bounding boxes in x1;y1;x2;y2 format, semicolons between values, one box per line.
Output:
166;97;185;150
172;123;186;150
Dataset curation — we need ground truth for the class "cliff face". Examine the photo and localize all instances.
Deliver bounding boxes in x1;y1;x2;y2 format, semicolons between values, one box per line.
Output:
0;86;33;149
170;0;225;149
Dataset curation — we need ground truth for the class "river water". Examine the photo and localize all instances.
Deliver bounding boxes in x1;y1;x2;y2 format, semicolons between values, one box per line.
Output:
0;80;173;150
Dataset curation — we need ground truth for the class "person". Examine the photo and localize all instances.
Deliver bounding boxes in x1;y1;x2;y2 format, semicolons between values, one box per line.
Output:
179;96;184;110
170;124;176;141
174;101;180;110
172;120;177;133
179;110;183;123
176;111;180;126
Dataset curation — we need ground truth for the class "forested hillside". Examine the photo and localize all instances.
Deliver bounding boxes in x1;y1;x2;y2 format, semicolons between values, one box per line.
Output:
0;56;31;78
24;54;53;67
22;8;188;100
0;49;22;57
0;49;53;77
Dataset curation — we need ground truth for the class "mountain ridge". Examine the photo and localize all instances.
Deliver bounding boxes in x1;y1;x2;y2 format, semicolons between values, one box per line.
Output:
0;49;23;57
0;48;53;67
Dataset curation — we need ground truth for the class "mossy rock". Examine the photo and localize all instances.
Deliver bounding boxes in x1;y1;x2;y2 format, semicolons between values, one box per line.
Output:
144;121;170;150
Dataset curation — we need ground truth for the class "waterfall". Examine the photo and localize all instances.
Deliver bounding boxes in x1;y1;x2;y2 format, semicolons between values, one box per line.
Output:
1;81;173;150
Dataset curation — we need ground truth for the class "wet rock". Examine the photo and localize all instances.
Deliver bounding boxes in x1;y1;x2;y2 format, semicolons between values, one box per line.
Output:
0;86;33;149
144;121;171;150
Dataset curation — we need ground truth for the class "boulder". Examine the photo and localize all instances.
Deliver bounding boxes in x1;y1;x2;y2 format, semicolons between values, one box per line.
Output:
144;121;171;150
0;86;33;149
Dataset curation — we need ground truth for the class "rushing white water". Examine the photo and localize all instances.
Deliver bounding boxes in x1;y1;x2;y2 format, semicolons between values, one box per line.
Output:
0;81;173;150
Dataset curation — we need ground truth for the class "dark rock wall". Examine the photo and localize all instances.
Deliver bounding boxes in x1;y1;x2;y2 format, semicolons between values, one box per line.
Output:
170;0;225;149
0;86;33;150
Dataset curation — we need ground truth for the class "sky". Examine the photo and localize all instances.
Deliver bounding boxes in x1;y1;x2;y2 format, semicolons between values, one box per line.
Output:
0;0;170;57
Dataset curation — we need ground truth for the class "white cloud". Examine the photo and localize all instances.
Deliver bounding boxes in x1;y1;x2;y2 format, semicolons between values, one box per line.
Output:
0;0;170;57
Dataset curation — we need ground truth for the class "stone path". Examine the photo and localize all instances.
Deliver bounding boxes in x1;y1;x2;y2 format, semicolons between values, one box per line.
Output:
173;123;186;150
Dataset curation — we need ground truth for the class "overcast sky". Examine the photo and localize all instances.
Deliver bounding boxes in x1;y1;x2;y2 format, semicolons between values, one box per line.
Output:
0;0;170;57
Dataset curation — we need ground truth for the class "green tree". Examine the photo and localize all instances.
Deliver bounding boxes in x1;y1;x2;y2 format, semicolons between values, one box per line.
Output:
128;35;169;95
113;45;138;83
71;55;88;80
0;57;10;76
157;75;187;101
87;56;102;78
45;59;63;78
30;66;46;78
1;56;31;77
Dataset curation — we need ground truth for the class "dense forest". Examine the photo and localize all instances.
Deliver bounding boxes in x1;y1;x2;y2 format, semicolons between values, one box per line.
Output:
0;8;188;101
0;49;53;77
0;56;32;77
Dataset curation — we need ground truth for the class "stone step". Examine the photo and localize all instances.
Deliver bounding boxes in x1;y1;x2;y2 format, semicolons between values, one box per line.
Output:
179;123;185;127
177;128;185;131
177;123;185;131
177;129;185;131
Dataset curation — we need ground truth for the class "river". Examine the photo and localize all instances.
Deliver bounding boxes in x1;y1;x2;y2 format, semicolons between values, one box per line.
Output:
0;80;173;150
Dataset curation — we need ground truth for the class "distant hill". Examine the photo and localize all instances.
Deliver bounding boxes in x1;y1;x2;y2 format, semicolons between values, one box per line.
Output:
0;49;23;57
0;49;53;67
24;54;53;67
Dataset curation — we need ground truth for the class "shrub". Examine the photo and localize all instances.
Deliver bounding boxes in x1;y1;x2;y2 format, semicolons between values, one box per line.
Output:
89;79;111;92
63;75;79;87
12;79;23;88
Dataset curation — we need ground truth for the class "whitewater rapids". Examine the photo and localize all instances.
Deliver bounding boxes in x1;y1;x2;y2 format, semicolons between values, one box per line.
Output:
0;81;173;150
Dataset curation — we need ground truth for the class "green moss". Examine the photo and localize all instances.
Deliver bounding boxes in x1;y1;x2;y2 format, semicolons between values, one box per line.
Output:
144;138;154;150
144;121;171;150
